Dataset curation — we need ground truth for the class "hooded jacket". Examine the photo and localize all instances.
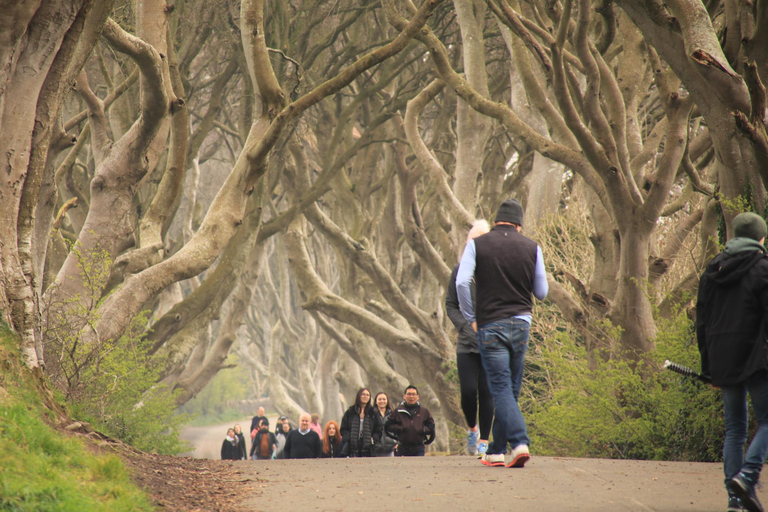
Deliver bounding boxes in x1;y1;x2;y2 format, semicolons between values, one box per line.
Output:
697;237;768;386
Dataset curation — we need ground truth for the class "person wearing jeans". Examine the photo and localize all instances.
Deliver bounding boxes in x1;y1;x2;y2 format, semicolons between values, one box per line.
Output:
457;198;548;469
697;212;768;512
477;318;531;454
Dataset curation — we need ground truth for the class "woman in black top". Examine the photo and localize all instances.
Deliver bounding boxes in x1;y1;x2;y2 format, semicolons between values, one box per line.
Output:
233;424;248;460
340;388;381;457
373;392;397;456
321;421;343;458
221;428;240;460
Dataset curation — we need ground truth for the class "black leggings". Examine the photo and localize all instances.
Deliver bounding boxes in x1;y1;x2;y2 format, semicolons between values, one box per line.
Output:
457;352;494;440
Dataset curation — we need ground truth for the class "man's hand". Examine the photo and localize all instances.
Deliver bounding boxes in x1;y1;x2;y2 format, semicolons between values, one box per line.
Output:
471;321;477;332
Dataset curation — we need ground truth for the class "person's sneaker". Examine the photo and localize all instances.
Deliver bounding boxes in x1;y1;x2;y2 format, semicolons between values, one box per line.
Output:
506;444;530;468
476;441;489;459
467;429;479;455
480;453;505;467
728;495;745;512
727;472;763;512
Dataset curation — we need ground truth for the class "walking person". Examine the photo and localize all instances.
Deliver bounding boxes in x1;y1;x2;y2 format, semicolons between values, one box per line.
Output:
446;219;494;456
233;424;248;460
250;406;267;435
373;392;397;457
274;419;291;459
697;212;768;512
340;388;381;457
384;386;435;456
309;413;323;439
457;198;548;468
321;421;343;458
285;413;322;459
221;428;240;460
250;418;278;460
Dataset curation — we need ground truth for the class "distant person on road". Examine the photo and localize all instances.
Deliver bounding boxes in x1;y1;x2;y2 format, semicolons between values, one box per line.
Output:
275;415;288;436
309;413;323;439
250;406;267;436
251;418;278;460
221;428;240;460
321;421;343;458
340;388;381;457
697;212;768;512
457;198;548;469
275;419;292;459
372;392;397;457
446;219;494;457
285;413;322;459
233;424;247;460
385;386;435;457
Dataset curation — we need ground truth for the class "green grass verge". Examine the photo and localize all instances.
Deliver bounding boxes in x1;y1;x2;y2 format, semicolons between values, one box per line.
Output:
0;323;154;511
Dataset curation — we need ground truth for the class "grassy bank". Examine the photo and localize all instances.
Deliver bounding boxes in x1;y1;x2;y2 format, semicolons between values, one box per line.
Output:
0;324;154;511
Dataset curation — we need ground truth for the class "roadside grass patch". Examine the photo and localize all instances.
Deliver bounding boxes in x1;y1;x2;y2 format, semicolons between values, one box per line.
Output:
0;324;154;511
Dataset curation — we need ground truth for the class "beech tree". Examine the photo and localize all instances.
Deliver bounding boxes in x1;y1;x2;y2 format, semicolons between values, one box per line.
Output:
3;0;768;452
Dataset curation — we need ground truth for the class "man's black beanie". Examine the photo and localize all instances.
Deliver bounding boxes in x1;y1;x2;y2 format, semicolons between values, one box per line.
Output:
495;199;524;226
733;212;768;241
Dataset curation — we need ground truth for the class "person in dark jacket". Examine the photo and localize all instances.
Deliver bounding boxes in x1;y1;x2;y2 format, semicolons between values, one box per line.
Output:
285;413;322;459
321;420;343;458
250;418;278;460
221;428;240;460
446;220;494;456
373;392;397;457
233;424;248;460
457;199;548;469
250;406;267;436
385;386;435;456
697;212;768;512
340;388;382;457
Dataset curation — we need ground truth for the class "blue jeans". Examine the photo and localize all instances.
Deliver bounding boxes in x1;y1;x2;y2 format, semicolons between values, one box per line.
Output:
722;373;768;485
478;317;530;454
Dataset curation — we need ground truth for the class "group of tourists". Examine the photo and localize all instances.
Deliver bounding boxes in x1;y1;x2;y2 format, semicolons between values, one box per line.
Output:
221;199;768;512
221;385;435;461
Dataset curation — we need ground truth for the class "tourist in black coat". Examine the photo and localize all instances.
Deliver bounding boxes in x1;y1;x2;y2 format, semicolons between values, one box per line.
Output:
340;388;381;457
233;424;248;460
221;428;240;460
321;421;343;458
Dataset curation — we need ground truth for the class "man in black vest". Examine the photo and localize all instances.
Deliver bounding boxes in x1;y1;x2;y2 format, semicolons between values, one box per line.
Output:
456;199;548;469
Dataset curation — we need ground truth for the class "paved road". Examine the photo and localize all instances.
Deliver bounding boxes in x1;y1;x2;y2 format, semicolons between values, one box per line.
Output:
239;455;739;511
180;417;258;460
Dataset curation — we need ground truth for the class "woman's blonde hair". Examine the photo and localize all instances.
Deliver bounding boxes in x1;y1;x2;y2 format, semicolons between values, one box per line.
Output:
466;219;490;243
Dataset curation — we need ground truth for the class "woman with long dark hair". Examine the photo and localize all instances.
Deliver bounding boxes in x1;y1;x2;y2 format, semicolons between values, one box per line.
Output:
321;420;343;458
340;388;381;457
372;392;397;456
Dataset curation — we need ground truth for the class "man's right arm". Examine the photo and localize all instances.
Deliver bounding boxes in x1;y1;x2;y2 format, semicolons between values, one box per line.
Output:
456;241;477;325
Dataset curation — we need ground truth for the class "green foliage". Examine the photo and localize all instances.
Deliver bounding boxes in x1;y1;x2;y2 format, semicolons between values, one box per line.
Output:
67;313;190;454
0;324;154;511
43;246;188;455
525;311;723;461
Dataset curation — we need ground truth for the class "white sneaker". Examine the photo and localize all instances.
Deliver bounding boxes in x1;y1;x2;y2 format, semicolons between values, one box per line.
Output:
480;452;505;467
507;444;530;468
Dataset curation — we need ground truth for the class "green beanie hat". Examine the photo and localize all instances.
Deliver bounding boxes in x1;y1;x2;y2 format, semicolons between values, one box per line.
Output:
733;212;768;241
